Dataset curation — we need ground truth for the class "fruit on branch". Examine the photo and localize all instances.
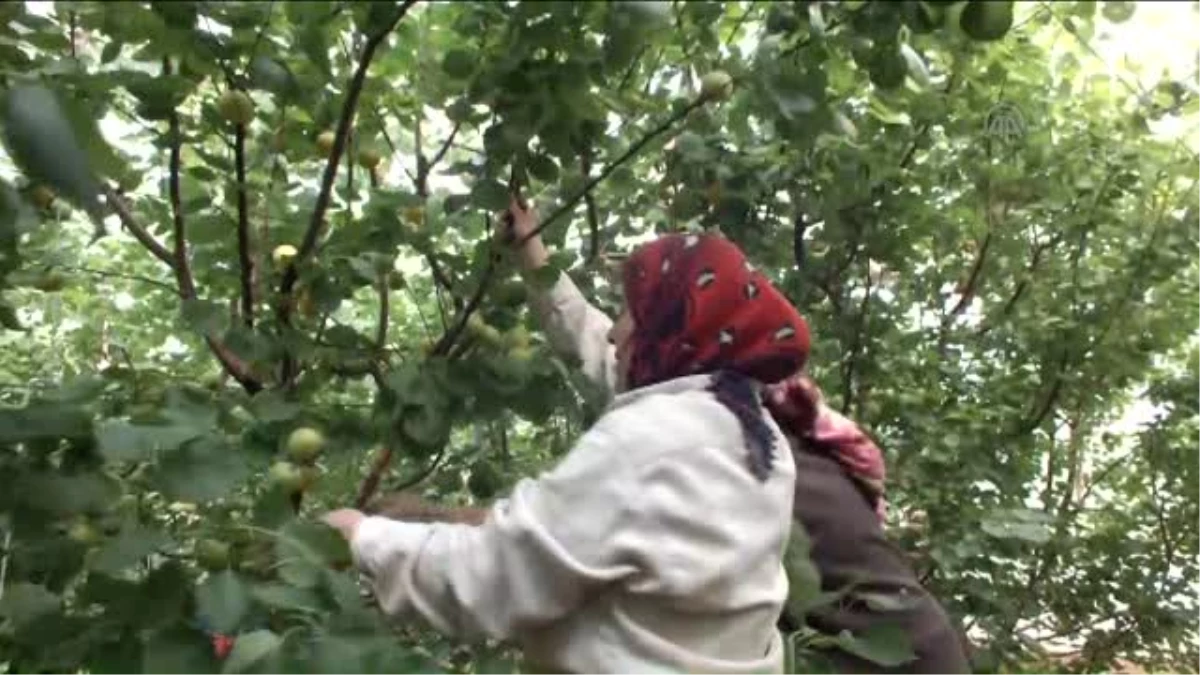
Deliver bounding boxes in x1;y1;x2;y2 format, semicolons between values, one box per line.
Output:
700;70;734;102
467;315;504;349
272;244;298;269
286;427;325;464
387;270;407;290
268;460;307;493
195;538;231;571
316;130;336;156
358;147;383;170
66;519;103;546
297;288;317;318
32;272;65;292
960;0;1014;42
508;345;535;364
30;184;55;210
218;90;255;126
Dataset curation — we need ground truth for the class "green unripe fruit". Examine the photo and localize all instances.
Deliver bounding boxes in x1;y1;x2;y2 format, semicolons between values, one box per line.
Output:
699;70;734;102
218;90;255;126
286;427;325;464
67;520;102;546
268;460;306;493
358;148;382;170
960;0;1014;42
196;539;231;571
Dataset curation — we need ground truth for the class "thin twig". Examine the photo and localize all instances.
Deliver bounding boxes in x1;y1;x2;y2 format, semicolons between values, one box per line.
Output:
234;121;254;327
52;265;179;295
239;0;277;81
520;97;706;245
579;144;601;263
431;219;501;357
104;186;175;268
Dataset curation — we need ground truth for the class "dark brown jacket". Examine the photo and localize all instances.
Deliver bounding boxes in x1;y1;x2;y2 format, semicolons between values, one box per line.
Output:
782;445;971;673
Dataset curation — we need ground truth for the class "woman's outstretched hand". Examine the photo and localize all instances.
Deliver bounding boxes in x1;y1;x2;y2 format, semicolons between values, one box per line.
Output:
323;508;365;542
497;196;549;272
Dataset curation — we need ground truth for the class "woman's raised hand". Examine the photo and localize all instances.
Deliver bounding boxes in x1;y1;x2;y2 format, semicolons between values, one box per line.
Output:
497;196;549;272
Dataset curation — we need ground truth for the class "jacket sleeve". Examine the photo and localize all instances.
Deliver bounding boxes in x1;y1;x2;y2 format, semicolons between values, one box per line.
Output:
529;271;619;397
349;416;640;641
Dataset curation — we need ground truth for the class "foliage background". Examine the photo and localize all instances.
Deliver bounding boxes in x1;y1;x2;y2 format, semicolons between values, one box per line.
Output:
0;1;1195;673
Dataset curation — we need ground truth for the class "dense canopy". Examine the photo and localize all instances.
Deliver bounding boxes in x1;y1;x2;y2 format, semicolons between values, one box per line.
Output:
0;1;1195;673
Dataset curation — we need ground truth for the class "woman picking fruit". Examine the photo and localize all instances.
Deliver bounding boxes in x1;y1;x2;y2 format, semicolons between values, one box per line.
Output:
325;199;968;673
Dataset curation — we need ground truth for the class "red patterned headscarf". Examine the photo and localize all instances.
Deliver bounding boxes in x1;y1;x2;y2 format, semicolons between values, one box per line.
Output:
622;233;886;519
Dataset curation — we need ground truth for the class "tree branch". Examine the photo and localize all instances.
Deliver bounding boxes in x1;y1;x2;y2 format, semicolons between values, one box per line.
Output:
104;186;175;268
431;218;501;357
375;275;389;351
427;122;460;178
164;58;196;300
942;232;993;325
579;144;601;263
976;232;1065;337
279;1;417;298
519;97;707;246
278;0;418;383
412;118;462;305
355;443;394;509
53;265;179;295
234;119;255;328
841;262;873;415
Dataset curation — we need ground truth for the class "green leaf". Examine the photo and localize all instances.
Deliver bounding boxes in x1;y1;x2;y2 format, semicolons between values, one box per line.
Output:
528;154;561;183
181;298;227;337
0;85;101;217
150;437;251;503
276;520;353;570
248;390;302;423
0;402;92;444
142;626;220;674
783;523;823;618
0;301;21;331
96;417;208;463
195;570;250;634
91;526;172;574
833;623;917;667
250;583;322;613
471;179;511;211
1101;1;1135;23
0;582;59;628
980;508;1054;544
442;49;475;79
221;629;281;674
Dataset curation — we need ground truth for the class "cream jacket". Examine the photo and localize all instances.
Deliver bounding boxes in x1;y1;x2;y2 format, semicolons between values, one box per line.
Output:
351;273;796;673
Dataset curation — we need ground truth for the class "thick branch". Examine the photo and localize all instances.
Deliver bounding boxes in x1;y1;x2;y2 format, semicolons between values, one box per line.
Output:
279;1;417;300
977;233;1064;337
943;232;993;325
234;121;254;327
520;97;707;245
375;275;389;350
355;444;394;509
164;59;196;299
277;1;417;385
